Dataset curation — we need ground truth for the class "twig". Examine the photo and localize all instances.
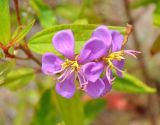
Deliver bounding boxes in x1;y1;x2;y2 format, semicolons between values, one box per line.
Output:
123;0;159;125
13;0;22;27
19;44;41;66
13;0;41;66
122;24;133;46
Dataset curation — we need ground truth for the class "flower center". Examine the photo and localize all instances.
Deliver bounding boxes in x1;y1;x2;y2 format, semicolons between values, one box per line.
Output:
103;50;124;72
61;60;80;71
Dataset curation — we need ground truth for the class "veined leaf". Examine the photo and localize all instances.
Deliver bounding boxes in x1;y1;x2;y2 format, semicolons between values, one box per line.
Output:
113;73;156;93
73;19;88;24
0;68;35;90
30;0;57;28
28;24;126;55
0;61;15;76
0;0;11;45
11;20;35;44
0;60;15;84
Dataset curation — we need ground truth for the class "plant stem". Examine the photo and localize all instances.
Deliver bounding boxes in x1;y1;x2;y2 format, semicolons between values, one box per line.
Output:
123;0;159;125
13;0;22;27
13;0;41;66
19;44;41;66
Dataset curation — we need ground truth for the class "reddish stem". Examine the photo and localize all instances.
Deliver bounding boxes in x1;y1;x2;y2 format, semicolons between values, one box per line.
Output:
19;44;41;66
12;0;41;66
13;0;22;26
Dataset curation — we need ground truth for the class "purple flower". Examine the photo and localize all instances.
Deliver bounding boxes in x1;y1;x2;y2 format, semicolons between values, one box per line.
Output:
41;26;140;99
42;30;107;98
87;25;140;97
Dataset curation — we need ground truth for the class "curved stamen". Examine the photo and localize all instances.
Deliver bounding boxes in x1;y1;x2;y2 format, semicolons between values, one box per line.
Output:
103;49;140;77
77;71;88;90
124;50;141;58
106;65;116;84
57;68;74;82
57;59;80;83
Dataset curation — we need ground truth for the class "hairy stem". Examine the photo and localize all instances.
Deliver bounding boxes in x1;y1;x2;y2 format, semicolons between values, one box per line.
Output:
123;0;159;125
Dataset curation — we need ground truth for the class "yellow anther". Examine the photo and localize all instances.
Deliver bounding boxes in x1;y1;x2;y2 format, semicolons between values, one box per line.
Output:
105;50;124;62
103;50;125;72
61;60;80;71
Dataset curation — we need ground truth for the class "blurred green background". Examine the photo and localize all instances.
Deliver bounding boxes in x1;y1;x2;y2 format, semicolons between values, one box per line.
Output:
0;0;160;125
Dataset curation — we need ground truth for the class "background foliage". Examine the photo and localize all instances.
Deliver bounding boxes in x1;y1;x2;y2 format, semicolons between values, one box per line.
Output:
0;0;160;125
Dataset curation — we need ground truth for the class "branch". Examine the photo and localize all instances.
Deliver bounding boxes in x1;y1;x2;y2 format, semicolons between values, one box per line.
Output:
13;0;22;26
13;0;41;66
19;44;41;66
122;24;133;46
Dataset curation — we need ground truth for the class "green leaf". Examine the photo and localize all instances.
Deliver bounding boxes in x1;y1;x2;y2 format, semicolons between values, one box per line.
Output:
12;20;35;44
28;24;126;55
153;3;160;27
31;89;61;125
56;92;84;125
0;49;4;58
1;68;35;90
30;0;57;28
113;73;156;93
0;60;15;84
0;0;11;45
73;19;88;24
0;61;15;76
13;90;38;125
131;0;154;8
150;35;160;55
84;99;106;125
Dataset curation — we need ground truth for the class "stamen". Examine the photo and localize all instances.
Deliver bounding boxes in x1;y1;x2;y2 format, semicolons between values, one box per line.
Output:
104;50;140;71
106;65;116;84
124;50;141;58
57;59;80;83
77;71;88;90
61;60;80;71
57;68;74;82
104;54;125;76
105;51;125;61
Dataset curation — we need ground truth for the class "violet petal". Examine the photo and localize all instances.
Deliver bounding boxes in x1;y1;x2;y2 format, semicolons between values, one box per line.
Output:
113;59;124;77
52;30;75;60
92;25;112;51
82;62;104;82
111;30;124;52
78;37;107;64
42;53;64;75
101;77;112;96
85;79;105;98
56;73;75;98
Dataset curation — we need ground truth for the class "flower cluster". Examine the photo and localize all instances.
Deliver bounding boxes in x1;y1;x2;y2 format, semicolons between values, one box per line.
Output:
41;25;140;98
